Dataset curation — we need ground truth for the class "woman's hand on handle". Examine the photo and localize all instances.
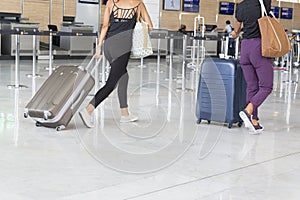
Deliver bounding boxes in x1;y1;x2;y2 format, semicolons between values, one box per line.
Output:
94;46;101;59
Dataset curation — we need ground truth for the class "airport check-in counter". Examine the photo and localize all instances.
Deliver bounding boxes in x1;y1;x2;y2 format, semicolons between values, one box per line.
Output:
203;32;218;57
1;22;39;56
150;29;168;56
60;25;94;56
171;31;218;57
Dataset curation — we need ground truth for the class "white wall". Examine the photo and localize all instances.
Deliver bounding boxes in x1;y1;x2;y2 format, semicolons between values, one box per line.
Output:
75;2;100;32
143;0;161;28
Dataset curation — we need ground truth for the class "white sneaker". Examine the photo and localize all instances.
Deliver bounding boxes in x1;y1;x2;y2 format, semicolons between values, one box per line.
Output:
239;110;255;132
79;109;94;128
120;115;138;123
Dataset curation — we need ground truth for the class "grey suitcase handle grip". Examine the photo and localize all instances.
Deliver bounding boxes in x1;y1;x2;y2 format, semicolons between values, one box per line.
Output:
71;90;85;110
85;56;102;74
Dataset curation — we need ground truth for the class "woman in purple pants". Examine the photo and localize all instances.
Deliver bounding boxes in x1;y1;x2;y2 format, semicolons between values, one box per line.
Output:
231;0;276;134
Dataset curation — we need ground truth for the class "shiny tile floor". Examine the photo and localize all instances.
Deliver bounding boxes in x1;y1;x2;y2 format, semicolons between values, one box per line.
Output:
0;57;300;200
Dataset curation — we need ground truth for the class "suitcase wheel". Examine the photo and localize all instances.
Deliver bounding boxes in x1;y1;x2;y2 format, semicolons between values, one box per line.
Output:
238;121;243;127
24;112;28;118
56;125;66;131
35;122;42;127
197;119;201;124
207;120;211;124
43;112;51;120
228;123;233;129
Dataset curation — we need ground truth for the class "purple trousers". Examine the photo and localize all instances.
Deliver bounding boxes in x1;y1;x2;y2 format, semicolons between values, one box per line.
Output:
240;38;273;120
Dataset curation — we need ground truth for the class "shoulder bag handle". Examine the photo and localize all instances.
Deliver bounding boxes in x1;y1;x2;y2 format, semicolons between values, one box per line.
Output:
258;0;277;19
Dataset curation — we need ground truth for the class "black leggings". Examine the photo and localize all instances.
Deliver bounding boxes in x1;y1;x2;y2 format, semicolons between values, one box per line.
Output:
90;43;131;109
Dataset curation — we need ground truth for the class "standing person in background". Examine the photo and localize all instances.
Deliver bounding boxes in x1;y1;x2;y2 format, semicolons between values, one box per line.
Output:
223;20;235;56
211;25;218;33
79;0;153;128
178;24;187;34
223;20;233;34
231;0;276;134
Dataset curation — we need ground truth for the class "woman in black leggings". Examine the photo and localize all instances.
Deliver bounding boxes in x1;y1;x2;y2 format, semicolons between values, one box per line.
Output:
79;0;153;128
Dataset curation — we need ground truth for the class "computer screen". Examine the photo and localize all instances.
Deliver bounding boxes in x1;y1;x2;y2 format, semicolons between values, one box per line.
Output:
183;0;200;12
219;2;235;15
271;6;280;18
281;7;293;19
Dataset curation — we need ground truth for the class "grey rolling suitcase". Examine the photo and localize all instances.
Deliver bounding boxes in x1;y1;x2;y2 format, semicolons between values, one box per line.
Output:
24;57;101;131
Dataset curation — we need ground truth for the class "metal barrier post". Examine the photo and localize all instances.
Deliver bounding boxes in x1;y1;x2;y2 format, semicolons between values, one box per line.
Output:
33;34;37;76
196;38;201;69
285;40;294;124
224;36;229;58
15;34;20;88
274;57;280;66
154;33;163;73
167;34;174;121
7;32;27;89
177;35;192;92
155;35;161;105
235;36;240;59
294;34;300;67
49;31;53;75
95;38;100;91
27;29;42;78
157;35;161;70
169;35;174;81
182;35;187;90
101;54;107;85
220;36;225;55
138;57;146;68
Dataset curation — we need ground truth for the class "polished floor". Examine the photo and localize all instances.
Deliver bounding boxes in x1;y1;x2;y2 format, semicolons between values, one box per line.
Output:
0;56;300;200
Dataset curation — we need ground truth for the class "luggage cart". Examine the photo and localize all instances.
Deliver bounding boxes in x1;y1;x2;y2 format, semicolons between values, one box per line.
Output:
293;33;300;67
179;13;205;70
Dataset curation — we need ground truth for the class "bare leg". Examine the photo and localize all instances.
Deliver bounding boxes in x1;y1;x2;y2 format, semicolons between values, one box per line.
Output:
86;104;95;116
245;102;254;116
121;107;129;116
245;102;259;126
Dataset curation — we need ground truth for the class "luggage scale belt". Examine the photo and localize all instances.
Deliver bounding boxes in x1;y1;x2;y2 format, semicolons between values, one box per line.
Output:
0;29;98;37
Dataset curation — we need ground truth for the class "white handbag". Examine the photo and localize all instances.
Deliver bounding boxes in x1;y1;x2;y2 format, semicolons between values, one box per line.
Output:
131;20;153;58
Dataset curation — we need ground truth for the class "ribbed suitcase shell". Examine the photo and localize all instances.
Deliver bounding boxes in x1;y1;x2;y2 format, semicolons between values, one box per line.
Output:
25;65;95;130
196;58;246;128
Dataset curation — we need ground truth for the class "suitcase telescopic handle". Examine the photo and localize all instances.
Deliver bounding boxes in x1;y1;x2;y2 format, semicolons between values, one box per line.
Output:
85;56;102;74
71;90;85;110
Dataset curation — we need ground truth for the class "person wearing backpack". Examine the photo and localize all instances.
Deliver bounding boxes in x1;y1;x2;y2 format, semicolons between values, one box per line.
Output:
223;20;235;56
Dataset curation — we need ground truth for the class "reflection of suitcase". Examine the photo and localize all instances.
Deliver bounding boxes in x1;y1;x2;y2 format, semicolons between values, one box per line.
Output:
24;57;101;131
196;58;246;128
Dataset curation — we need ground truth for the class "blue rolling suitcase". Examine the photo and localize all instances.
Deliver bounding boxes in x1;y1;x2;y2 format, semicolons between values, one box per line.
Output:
196;58;246;128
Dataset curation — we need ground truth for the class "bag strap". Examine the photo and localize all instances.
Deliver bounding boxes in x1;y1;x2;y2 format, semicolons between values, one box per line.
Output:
258;0;284;52
258;0;268;17
259;0;278;21
259;0;277;19
135;2;142;22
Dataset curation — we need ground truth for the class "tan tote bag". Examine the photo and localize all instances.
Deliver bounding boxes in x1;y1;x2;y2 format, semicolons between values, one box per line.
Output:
258;0;291;58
